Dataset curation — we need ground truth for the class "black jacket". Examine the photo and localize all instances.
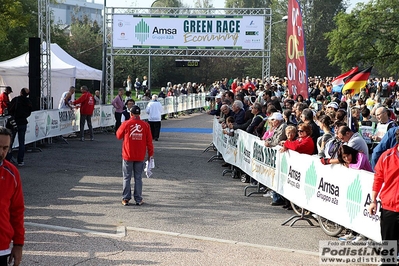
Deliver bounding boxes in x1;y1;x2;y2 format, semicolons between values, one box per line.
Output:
9;96;32;125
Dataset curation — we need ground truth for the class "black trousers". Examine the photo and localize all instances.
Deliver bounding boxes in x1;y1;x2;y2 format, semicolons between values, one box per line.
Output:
0;254;10;266
149;121;161;140
114;112;122;133
381;208;399;244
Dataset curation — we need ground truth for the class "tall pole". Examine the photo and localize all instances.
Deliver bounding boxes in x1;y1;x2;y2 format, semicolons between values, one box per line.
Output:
149;0;160;92
101;0;107;104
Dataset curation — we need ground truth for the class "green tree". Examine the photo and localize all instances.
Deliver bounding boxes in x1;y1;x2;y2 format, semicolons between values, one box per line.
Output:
326;0;399;75
194;0;214;9
66;15;103;70
225;0;272;8
151;0;183;7
299;0;344;77
0;0;37;61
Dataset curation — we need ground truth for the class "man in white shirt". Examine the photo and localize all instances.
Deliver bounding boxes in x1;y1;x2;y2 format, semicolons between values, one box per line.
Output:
146;95;163;141
58;86;75;109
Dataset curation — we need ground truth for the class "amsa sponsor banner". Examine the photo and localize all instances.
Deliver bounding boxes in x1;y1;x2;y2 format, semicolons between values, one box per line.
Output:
112;15;265;50
212;119;279;191
212;119;381;242
279;150;381;242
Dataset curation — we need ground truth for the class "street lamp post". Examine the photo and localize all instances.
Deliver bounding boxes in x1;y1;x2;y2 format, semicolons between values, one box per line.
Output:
272;15;288;26
269;15;288;77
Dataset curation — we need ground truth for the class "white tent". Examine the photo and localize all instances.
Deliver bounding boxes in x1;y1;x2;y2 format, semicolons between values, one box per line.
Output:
0;43;102;108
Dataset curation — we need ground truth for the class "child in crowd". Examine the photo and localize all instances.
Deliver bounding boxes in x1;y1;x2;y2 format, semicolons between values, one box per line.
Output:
284;125;297;143
223;116;235;136
279;125;297;210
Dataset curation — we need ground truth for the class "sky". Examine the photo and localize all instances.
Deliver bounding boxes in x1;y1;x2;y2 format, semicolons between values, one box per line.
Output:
96;0;368;11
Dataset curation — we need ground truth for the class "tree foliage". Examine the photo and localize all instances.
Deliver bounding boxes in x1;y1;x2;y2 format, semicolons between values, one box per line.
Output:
299;0;344;77
225;0;272;8
194;0;214;9
326;0;399;76
65;15;103;70
0;0;37;61
151;0;183;7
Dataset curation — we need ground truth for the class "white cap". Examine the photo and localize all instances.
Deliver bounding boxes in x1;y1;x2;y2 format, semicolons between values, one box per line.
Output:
326;101;339;110
268;112;283;121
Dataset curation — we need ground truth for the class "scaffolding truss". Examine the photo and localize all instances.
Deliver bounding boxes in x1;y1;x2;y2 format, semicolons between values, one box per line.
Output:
104;7;272;102
38;0;51;109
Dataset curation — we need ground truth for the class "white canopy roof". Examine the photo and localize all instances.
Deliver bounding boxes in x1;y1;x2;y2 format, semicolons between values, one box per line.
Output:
0;43;102;108
0;43;102;80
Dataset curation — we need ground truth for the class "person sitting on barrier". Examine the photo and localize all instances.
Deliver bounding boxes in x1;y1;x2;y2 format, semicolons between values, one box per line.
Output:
280;123;314;155
264;112;287;147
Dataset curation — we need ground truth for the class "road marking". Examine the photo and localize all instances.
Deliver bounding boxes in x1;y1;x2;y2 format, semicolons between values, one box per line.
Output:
25;223;319;257
25;222;126;238
126;226;319;257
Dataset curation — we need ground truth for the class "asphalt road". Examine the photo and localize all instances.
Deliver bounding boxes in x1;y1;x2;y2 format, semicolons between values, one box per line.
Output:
16;112;340;265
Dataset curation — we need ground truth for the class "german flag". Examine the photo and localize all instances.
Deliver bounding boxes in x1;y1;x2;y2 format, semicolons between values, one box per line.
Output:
342;66;373;95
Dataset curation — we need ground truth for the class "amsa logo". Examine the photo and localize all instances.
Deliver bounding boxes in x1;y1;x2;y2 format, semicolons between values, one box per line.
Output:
152;27;177;35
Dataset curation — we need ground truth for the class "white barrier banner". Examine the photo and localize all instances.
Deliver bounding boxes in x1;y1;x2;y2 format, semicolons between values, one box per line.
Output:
17;94;207;148
212;117;381;242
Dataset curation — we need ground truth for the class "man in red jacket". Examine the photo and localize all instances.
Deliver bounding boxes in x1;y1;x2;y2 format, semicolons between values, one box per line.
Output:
0;127;24;266
369;129;399;256
72;86;95;141
116;105;154;206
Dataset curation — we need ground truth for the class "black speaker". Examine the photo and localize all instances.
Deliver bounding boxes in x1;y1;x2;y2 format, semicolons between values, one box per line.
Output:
29;37;41;111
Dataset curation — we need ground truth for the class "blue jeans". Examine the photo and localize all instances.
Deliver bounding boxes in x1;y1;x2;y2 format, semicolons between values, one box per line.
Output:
122;160;145;203
272;191;283;203
80;114;93;139
16;124;27;163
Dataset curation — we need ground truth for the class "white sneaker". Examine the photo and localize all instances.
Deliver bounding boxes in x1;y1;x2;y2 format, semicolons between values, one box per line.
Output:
338;233;355;241
263;191;273;197
351;235;366;243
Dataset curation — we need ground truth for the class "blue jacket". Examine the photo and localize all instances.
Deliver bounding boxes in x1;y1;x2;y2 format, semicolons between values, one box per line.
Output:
371;126;398;169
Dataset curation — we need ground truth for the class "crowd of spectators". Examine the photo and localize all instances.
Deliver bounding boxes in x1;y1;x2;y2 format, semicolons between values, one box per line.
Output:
209;75;399;241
